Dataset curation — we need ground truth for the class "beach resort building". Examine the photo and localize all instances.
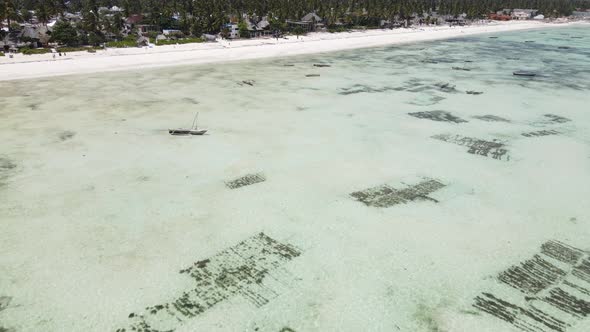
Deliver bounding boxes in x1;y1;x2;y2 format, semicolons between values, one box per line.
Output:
287;12;325;32
512;9;538;20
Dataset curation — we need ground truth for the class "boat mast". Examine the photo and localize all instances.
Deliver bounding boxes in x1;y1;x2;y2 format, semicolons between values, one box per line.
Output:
191;113;199;130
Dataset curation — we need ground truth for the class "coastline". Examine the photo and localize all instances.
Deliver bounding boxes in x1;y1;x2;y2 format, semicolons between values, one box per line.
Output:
0;20;585;81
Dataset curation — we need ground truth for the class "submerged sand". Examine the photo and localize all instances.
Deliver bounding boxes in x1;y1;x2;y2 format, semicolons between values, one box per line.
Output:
1;25;590;332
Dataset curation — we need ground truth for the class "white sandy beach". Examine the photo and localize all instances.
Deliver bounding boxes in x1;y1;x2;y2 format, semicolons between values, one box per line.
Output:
0;20;583;81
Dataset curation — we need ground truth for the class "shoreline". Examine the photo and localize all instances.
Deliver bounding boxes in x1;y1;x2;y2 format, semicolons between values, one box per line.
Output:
0;20;585;81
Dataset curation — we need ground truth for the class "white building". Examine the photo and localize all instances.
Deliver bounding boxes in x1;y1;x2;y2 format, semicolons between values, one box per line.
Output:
512;9;538;20
223;24;239;39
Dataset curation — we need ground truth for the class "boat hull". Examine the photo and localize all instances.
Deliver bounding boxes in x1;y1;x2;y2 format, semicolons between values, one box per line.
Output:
168;129;207;136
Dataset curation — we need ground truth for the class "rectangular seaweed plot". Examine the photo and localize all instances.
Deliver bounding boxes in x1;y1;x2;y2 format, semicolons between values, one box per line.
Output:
472;115;511;123
350;179;445;208
543;114;571;124
473;293;569;332
522;130;560;138
473;240;590;332
432;134;510;160
408;110;467;123
498;254;567;295
120;233;301;332
226;173;266;189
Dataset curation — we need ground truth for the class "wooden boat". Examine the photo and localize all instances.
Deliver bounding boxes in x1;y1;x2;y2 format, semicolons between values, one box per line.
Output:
169;113;207;136
513;71;537;77
169;129;207;135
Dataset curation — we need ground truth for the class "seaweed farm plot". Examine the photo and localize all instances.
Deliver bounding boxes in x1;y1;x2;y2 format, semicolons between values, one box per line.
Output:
473;240;590;332
338;84;397;95
118;233;301;332
543;114;571;124
472;115;511;123
530;114;572;128
350;178;446;208
408;111;467;123
225;173;266;189
432;134;510;160
521;129;560;138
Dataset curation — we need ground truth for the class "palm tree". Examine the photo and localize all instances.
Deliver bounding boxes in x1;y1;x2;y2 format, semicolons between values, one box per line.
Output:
1;0;20;32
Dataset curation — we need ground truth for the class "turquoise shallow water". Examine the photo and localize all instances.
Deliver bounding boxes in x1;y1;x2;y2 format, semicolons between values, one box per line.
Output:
1;26;590;332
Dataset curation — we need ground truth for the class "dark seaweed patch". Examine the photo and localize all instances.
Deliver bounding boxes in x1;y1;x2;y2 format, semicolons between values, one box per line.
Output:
563;280;590;297
472;115;510;122
390;79;458;95
473;240;590;332
433;82;458;93
122;233;301;332
350;179;445;208
238;80;255;86
408;110;467;123
541;241;585;265
473;293;569;332
522;130;560;138
339;84;396;95
542;288;590;318
543;114;571;124
432;134;510;160
58;131;76;141
225;173;266;189
498;255;566;295
572;259;590;284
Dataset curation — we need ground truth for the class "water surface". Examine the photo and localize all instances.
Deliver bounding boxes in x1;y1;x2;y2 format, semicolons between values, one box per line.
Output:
1;26;590;332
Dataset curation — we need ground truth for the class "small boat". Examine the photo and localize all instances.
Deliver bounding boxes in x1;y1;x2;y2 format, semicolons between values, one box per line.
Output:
513;71;537;77
169;113;207;136
313;64;331;68
452;67;471;71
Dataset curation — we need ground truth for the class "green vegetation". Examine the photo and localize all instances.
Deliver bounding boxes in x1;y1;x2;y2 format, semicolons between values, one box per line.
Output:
292;26;306;38
1;0;589;50
328;26;348;33
106;36;138;48
57;46;101;53
51;20;79;46
21;48;51;55
157;37;205;45
238;21;250;39
0;52;5;57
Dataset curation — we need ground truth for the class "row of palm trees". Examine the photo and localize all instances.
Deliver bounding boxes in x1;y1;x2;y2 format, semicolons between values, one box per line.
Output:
2;0;589;35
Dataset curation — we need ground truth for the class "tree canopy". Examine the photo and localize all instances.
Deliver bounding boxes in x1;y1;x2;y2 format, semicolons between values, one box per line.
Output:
2;0;589;36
